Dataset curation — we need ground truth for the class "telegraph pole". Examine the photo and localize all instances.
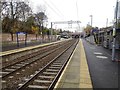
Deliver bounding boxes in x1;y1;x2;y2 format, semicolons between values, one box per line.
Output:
50;22;53;42
112;0;119;61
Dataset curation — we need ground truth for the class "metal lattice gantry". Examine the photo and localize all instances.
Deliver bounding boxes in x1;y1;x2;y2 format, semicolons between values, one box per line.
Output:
51;20;81;28
50;20;81;41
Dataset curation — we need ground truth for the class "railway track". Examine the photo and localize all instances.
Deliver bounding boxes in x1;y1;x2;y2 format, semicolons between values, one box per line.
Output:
2;40;67;68
1;39;79;89
1;40;69;78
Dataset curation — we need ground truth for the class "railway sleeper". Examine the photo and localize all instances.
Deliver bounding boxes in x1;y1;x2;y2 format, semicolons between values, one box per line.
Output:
34;79;52;83
16;64;25;66
37;77;52;81
43;72;57;75
53;62;63;65
5;68;15;71
28;85;48;89
18;84;48;89
54;61;63;63
51;65;62;67
46;69;59;72
0;71;9;74
11;66;20;68
39;75;54;79
2;80;6;83
49;66;60;69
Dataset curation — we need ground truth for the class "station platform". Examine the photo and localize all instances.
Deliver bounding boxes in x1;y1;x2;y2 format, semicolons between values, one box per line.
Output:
1;39;68;56
55;39;93;89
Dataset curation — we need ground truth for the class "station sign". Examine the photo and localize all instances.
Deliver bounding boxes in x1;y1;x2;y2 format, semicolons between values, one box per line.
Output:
16;32;26;35
16;32;27;47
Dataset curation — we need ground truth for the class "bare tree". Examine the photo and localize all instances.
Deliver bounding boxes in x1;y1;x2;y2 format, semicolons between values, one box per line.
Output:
35;12;47;34
18;2;32;21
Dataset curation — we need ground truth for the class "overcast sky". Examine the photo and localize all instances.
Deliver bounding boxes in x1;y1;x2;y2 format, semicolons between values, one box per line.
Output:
29;0;117;31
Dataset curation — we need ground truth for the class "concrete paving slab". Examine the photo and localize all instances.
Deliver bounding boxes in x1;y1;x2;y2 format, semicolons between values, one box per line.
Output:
61;83;79;88
63;73;80;83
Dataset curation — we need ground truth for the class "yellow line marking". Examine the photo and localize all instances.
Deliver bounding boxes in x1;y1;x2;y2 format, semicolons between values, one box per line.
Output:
79;39;93;88
1;43;52;56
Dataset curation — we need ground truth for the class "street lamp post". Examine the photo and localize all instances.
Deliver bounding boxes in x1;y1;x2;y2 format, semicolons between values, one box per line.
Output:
90;15;93;43
90;15;93;27
112;0;119;61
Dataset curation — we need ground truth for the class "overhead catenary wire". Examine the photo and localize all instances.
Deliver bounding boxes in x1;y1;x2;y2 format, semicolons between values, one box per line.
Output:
48;0;66;20
43;0;64;21
76;0;81;32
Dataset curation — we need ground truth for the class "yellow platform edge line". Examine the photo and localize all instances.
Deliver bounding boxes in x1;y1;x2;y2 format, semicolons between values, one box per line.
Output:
79;39;93;89
0;43;52;56
54;39;79;89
